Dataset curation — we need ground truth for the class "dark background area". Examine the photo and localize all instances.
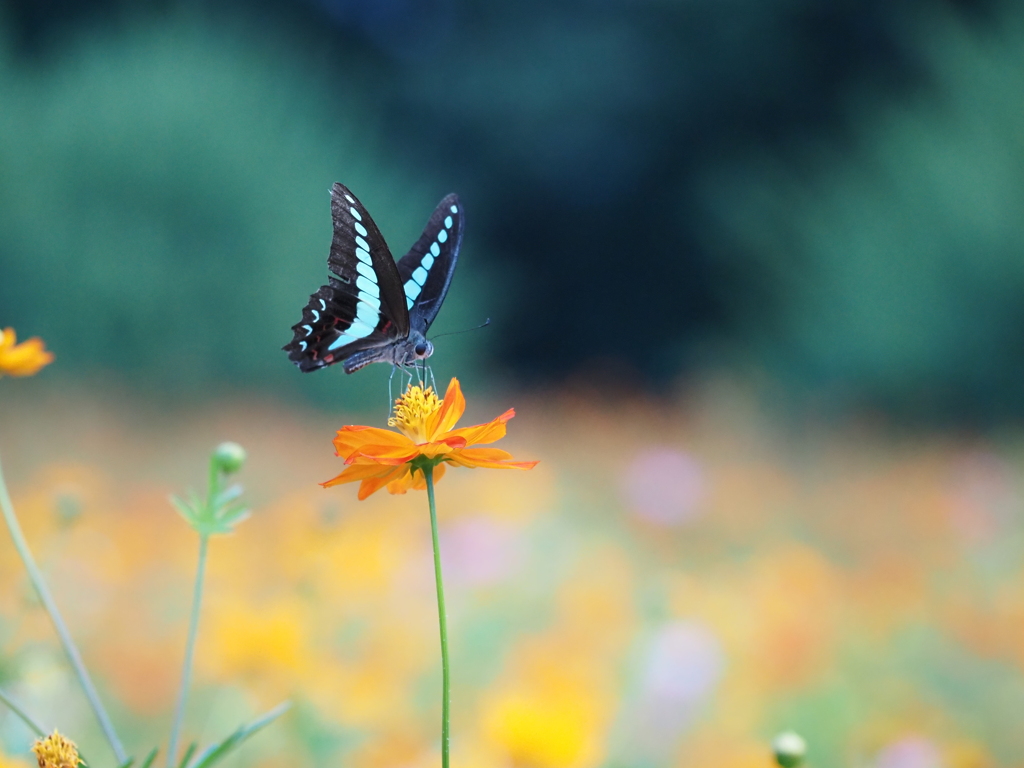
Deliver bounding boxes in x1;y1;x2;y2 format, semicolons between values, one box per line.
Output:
2;0;1022;421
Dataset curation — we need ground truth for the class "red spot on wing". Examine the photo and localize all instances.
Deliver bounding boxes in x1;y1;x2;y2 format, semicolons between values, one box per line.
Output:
324;354;335;364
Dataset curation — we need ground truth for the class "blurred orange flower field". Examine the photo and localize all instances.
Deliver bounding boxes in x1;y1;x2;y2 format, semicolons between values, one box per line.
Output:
0;380;1021;768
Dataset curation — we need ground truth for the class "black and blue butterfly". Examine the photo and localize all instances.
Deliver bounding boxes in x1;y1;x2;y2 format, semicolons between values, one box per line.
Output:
284;183;463;373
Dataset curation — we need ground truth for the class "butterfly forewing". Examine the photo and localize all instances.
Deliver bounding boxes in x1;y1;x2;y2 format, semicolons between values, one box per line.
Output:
328;183;409;337
283;184;409;371
397;193;463;333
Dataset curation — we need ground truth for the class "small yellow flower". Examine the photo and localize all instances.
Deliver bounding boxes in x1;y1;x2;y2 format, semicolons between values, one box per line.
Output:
323;377;538;499
0;328;54;378
31;730;80;768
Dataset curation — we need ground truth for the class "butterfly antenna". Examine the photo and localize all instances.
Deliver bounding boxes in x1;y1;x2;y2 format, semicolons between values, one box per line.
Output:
430;318;492;340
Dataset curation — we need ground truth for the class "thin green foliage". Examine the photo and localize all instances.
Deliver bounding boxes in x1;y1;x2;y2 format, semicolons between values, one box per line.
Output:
0;687;46;737
176;742;197;768
186;703;292;768
167;443;260;768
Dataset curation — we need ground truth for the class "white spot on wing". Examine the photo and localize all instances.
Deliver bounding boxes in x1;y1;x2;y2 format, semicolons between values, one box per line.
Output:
311;309;320;322
356;303;380;329
356;261;376;281
412;266;428;286
356;247;372;265
444;216;453;229
438;230;448;244
354;222;368;237
302;324;313;336
337;322;372;346
329;333;355;350
357;275;380;299
345;194;355;203
421;253;434;270
355;235;370;251
430;242;441;257
319;299;326;311
358;293;381;312
299;341;307;351
349;207;362;221
450;205;458;213
405;280;422;304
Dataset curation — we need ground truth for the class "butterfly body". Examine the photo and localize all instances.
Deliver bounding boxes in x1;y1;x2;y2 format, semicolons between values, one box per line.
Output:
284;183;462;373
341;332;433;373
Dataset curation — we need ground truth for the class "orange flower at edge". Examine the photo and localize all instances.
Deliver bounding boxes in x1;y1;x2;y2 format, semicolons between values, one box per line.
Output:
322;378;538;499
0;327;54;378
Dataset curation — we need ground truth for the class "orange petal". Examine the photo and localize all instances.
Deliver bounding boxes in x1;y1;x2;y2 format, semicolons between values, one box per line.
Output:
358;465;410;499
454;447;515;462
418;442;457;460
333;425;412;455
345;444;420;465
384;463;448;494
385;474;414;495
0;332;54;377
447;448;538;470
437;435;468;449
445;409;515;447
426;378;465;439
320;462;396;488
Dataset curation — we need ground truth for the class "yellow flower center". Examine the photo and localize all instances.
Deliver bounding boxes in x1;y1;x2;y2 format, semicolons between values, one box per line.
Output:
388;385;442;443
31;730;80;768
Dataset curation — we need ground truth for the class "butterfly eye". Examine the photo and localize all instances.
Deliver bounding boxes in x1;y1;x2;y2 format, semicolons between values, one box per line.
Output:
415;343;428;357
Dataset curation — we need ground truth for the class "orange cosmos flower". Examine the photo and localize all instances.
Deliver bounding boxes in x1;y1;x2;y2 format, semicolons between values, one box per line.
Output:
0;327;54;378
323;377;538;499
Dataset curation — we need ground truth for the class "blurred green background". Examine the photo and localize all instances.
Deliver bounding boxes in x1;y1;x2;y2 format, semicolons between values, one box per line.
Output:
4;2;1024;768
2;0;1022;418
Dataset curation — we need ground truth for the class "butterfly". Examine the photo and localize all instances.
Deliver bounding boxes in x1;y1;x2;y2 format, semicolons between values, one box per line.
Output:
284;182;463;374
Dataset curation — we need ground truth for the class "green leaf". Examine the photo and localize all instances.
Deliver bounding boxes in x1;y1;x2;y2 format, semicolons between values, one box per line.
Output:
170;494;198;524
214;485;243;508
138;747;159;768
176;742;197;768
216;506;250;527
188;702;291;768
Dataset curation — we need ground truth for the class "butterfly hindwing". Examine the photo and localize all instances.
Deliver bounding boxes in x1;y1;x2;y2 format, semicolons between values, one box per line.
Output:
283;284;380;372
283;184;409;371
397;193;463;334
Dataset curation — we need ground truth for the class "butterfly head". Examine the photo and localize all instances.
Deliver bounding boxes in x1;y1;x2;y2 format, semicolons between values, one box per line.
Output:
401;330;434;366
414;340;433;359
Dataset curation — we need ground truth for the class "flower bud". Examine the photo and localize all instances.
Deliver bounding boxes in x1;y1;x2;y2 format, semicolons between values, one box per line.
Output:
212;442;247;474
772;731;807;768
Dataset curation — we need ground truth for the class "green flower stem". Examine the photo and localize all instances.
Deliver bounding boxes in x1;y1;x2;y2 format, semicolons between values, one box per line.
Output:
424;465;450;768
0;687;46;737
167;533;210;768
0;452;128;764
